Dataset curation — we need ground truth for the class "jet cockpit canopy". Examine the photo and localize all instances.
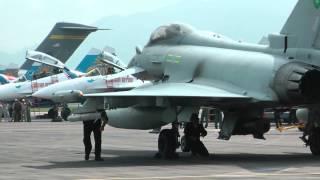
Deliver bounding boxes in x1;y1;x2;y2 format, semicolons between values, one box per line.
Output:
148;23;194;45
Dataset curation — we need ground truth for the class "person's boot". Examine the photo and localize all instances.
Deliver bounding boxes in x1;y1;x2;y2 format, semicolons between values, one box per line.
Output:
85;154;89;161
95;156;104;161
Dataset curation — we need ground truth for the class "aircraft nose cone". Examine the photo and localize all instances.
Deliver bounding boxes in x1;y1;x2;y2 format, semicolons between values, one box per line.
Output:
0;87;8;100
0;84;20;101
32;89;52;100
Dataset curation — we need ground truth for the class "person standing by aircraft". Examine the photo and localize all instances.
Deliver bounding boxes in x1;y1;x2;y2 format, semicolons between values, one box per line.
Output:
83;111;108;161
0;101;3;122
23;99;32;122
12;99;22;122
21;99;26;122
2;103;10;121
274;110;283;129
184;113;209;157
8;103;13;121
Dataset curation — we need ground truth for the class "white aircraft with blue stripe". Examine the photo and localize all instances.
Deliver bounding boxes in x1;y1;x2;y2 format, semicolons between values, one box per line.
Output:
0;48;100;102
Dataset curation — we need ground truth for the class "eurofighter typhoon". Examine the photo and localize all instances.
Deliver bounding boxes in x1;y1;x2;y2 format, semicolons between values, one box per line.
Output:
36;0;320;157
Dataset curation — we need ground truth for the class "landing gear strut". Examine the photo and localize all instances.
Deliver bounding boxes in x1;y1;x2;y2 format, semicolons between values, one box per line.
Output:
300;106;320;156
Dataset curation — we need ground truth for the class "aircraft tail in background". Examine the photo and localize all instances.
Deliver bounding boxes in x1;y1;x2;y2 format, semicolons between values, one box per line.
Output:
75;48;101;73
21;22;99;79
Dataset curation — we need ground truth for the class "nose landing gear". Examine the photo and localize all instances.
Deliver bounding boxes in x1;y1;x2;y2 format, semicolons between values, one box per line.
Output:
155;122;180;159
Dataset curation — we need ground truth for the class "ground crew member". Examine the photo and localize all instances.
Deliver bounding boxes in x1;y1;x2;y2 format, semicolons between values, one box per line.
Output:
288;109;297;125
212;109;223;129
8;103;13;120
83;111;108;161
184;113;209;157
0;102;3;122
274;110;282;128
21;99;26;122
3;103;10;121
24;99;31;122
12;99;22;122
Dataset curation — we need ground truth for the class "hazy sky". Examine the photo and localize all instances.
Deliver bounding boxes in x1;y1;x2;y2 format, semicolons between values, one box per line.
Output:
0;0;298;67
0;0;181;53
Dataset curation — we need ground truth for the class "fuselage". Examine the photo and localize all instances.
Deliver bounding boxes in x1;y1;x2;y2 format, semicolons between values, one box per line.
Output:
0;72;75;101
137;45;284;102
33;74;146;103
129;23;320;107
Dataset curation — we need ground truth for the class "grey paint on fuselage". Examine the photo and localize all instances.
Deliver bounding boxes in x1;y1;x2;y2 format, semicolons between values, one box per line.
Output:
129;25;294;106
38;1;320;136
141;45;285;102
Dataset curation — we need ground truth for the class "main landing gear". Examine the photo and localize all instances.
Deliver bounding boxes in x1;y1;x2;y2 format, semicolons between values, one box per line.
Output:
61;104;71;121
155;123;180;159
299;106;320;156
301;127;320;156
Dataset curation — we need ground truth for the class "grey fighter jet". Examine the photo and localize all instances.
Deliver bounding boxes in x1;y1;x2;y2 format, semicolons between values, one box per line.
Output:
69;0;320;156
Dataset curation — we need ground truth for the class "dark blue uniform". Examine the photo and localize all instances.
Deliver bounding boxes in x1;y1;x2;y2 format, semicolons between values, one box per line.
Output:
83;119;102;161
184;121;209;157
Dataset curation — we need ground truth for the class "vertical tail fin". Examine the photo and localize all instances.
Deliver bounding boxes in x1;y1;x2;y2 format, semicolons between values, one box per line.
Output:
281;0;320;48
20;22;98;79
24;65;41;81
75;48;101;73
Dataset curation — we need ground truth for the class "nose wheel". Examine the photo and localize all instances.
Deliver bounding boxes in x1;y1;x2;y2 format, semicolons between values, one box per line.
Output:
155;129;179;159
61;105;71;121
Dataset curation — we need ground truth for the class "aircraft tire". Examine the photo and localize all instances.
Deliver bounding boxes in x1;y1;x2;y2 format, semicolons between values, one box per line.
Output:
48;108;54;119
61;107;71;121
309;128;320;156
158;129;177;159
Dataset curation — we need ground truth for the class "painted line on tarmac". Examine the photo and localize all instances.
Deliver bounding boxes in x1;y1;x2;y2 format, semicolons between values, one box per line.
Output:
80;172;320;180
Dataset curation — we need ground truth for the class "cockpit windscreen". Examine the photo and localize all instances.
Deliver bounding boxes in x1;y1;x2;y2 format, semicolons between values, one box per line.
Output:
148;24;194;45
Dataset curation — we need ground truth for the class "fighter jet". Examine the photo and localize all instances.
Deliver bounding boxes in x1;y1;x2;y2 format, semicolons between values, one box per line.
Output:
0;48;101;102
0;21;106;101
0;74;17;84
40;0;320;156
32;49;146;107
0;22;99;85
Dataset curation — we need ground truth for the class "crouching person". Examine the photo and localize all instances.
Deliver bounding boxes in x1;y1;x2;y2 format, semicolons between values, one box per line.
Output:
184;113;209;157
